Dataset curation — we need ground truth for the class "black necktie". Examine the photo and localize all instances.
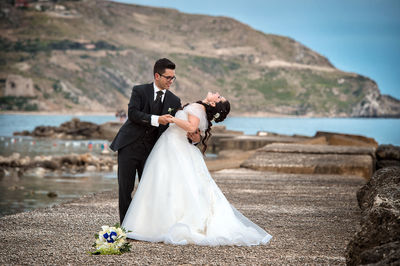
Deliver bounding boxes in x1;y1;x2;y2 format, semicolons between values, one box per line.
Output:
152;90;164;115
155;90;163;103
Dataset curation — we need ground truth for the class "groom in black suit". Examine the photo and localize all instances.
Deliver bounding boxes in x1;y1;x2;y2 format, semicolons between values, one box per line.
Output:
110;58;194;224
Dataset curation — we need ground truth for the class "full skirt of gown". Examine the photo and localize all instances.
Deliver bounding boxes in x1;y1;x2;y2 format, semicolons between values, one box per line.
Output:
122;109;272;246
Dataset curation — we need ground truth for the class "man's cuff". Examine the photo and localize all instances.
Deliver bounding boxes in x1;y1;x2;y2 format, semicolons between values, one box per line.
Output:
151;115;160;127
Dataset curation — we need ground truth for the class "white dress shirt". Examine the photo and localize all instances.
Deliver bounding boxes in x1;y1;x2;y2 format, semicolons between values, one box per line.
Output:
150;83;166;127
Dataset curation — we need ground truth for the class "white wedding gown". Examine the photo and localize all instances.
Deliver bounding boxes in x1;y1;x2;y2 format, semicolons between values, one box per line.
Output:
122;103;272;246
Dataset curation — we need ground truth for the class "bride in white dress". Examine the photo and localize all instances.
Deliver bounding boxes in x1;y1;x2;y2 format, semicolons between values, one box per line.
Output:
122;92;272;246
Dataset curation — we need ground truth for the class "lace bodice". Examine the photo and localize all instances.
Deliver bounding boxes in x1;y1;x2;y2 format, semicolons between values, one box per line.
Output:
175;103;208;132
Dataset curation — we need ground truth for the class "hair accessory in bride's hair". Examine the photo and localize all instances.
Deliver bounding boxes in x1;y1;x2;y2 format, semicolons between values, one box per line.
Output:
212;112;220;121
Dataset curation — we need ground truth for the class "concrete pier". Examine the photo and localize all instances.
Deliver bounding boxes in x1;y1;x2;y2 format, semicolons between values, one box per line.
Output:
0;168;364;264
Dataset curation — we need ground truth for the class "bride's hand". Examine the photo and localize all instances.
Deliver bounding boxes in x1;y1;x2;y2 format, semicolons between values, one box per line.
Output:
164;115;175;123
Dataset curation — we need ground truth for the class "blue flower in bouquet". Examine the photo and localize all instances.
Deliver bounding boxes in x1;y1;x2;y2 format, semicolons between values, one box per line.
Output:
103;231;117;243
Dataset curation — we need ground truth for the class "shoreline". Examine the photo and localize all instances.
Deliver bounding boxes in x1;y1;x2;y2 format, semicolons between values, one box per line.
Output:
0;188;117;219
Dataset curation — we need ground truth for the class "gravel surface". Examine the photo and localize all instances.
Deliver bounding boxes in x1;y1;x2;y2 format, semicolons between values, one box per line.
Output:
0;168;365;265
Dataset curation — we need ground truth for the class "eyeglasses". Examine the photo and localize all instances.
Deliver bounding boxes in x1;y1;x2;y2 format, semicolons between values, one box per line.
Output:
159;73;176;82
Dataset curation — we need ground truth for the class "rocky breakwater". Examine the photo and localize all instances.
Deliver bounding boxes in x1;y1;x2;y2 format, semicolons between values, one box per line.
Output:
241;143;376;179
312;131;378;148
0;152;116;178
213;130;378;154
217;133;312;152
13;118;121;141
206;130;380;174
346;166;400;265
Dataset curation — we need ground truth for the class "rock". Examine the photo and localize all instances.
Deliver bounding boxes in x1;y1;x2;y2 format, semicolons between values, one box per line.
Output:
315;131;378;147
32;126;56;137
60;118;101;138
1;153;115;174
13;130;30;136
352;92;400;118
10;153;21;161
0;156;10;167
218;135;311;152
296;136;328;145
19;156;31;167
0;153;22;167
241;143;376;179
376;144;400;160
60;154;80;165
355;241;400;265
252;143;376;156
40;160;59;170
376;160;400;170
33;155;52;163
13;118;106;140
356;167;400;211
100;165;109;171
86;165;97;172
79;153;92;164
24;167;46;177
329;135;376;147
47;192;58;198
346;167;400;265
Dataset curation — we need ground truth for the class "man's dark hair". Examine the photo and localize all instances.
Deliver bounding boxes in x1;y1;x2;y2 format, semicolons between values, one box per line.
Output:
153;58;176;76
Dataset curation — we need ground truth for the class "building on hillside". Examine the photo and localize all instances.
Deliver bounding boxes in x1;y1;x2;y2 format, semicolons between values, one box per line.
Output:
2;75;35;97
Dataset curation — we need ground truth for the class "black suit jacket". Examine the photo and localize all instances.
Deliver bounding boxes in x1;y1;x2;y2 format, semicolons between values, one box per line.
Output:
110;83;181;152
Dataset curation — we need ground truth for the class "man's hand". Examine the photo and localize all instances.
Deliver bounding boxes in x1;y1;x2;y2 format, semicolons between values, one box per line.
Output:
187;128;201;144
158;114;173;125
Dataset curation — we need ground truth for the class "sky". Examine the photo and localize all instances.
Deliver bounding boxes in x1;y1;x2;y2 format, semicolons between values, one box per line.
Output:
113;0;400;99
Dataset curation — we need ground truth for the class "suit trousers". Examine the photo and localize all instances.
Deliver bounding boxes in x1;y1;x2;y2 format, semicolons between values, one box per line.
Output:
117;138;155;224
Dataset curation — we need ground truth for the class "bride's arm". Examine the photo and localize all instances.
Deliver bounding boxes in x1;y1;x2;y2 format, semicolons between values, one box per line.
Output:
170;114;200;133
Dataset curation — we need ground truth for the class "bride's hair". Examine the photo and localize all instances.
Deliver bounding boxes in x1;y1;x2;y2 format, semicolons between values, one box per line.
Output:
196;100;230;154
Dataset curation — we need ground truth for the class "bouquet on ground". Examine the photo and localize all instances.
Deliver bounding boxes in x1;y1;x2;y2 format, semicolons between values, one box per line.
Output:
90;223;132;255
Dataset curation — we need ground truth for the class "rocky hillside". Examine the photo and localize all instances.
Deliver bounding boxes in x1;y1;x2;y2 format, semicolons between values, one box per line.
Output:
0;0;399;117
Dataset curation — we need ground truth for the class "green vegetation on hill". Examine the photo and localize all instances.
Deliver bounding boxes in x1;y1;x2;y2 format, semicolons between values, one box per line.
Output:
0;96;38;111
